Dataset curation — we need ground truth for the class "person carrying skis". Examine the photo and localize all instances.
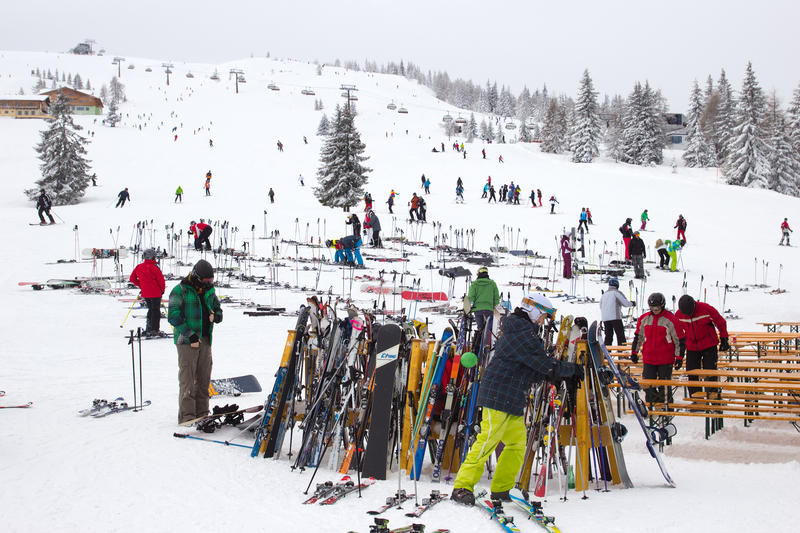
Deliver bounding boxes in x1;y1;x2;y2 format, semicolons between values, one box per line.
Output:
619;217;633;260
189;220;212;251
175;185;183;203
629;231;646;279
560;233;573;279
578;208;589;233
116;187;130;208
409;192;420;220
675;295;729;399
130;249;166;336
779;218;792;245
640;209;650;230
600;278;633;345
364;210;381;247
345;213;361;237
655;238;669;269
36;188;55;224
631;292;685;404
268;187;275;204
674;214;687;242
467;266;500;352
168;259;223;424
549;195;559;214
450;293;582;506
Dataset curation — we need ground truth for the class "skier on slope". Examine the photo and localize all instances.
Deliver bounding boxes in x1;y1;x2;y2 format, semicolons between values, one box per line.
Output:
631;292;685;404
599;278;634;346
268;188;275;204
189;220;213;251
578;208;589;232
175;185;183;203
640;209;650;230
450;294;582;506
779;218;792;245
35;188;56;225
529;189;536;207
167;259;223;424
129;248;166;336
116;188;130;208
467;266;500;352
675;295;729;399
619;217;634;260
549;195;559;214
417;196;427;222
674;214;687;242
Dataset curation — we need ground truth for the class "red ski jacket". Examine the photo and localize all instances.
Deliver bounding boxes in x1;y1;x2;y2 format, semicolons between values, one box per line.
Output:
633;310;683;365
675;301;728;352
130;259;166;298
189;222;210;238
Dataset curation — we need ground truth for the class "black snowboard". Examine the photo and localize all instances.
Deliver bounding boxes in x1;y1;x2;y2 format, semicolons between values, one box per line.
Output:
361;323;403;480
209;375;262;397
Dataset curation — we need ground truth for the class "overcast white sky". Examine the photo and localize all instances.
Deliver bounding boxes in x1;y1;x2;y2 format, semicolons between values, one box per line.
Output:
2;0;797;111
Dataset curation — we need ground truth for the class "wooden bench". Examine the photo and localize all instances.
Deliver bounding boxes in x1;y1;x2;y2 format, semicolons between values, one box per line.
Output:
758;321;800;333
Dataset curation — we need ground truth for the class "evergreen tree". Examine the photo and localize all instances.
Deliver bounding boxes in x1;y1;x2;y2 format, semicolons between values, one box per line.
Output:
109;77;126;103
479;120;488;140
467;113;478;142
314;105;371;211
32;78;46;93
683;80;715;167
105;98;121;127
788;84;800;157
531;122;541;142
487;81;498;113
317;114;330;136
99;84;109;105
620;81;665;166
541;99;565;153
73;73;84;90
495;119;505;143
485;120;495;142
518;120;532;142
29;91;92;205
724;62;771;189
768;115;800;196
604;94;626;161
86;79;92;91
571;69;602;163
714;69;736;164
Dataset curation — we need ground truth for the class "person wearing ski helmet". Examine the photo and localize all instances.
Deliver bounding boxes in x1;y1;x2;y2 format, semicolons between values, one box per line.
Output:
167;259;223;424
451;293;582;506
599;278;633;346
188;220;212;251
467;266;500;352
129;248;166;336
631;292;685;404
675;295;729;399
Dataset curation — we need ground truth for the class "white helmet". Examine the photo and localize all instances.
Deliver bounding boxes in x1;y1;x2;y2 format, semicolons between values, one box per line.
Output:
520;293;555;322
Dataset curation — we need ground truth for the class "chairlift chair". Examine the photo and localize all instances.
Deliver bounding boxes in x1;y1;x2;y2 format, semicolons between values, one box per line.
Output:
504;119;517;130
267;82;279;91
186;72;194;78
454;115;467;125
387;101;397;110
397;106;408;114
127;64;135;70
210;72;220;81
237;75;246;83
442;113;453;123
145;67;153;72
301;88;316;96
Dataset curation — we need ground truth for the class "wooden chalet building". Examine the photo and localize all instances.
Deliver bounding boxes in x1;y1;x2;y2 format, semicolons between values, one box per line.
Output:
40;87;103;115
0;95;50;118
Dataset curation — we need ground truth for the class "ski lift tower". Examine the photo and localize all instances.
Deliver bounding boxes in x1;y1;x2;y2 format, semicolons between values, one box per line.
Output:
83;39;96;55
162;63;174;86
340;84;358;112
112;57;126;78
230;69;245;94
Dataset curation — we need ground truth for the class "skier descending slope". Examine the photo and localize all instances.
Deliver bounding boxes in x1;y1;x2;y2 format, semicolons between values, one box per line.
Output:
450;294;582;506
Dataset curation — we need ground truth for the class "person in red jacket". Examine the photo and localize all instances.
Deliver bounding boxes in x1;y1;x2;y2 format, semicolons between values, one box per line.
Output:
675;295;729;398
129;249;166;336
631;292;685;404
189;220;212;251
779;218;792;246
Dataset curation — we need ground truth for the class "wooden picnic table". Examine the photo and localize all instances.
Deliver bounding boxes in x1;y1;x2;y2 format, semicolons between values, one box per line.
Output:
758;321;800;333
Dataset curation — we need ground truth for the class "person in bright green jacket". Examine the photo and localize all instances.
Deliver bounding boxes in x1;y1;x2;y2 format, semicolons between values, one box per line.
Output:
175;185;183;203
468;266;500;352
168;259;223;423
640;209;649;230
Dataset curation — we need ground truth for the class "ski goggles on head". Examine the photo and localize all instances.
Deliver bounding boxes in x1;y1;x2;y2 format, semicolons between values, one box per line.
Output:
522;296;556;318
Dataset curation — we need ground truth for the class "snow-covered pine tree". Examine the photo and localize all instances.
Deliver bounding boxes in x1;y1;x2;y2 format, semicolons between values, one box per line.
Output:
73;73;83;90
485;120;495;143
620;81;665;166
29;91;92;205
32;78;46;93
683;80;715;167
487;81;498;114
85;79;92;91
531;122;541;142
314;105;371;211
518;120;532;142
768;115;800;197
99;84;108;105
109;77;126;103
317;114;330;136
724;62;771;189
540;99;564;153
467;113;478;142
714;69;736;165
571;69;602;163
67;73;73;86
788;84;800;157
604;94;626;162
105;97;121;127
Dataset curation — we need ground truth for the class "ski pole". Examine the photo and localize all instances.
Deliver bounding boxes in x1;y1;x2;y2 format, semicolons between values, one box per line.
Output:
120;296;140;328
137;327;143;411
173;433;252;449
128;330;138;410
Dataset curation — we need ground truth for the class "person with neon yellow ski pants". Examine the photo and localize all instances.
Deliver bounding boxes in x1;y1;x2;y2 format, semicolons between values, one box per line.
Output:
451;294;583;506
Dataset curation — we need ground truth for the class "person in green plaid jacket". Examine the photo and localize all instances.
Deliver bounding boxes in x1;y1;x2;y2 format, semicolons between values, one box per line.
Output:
168;259;223;423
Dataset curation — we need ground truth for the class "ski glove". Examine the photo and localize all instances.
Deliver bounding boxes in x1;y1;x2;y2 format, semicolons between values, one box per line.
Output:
674;357;683;370
630;352;639;365
719;337;730;352
679;338;686;359
188;333;200;344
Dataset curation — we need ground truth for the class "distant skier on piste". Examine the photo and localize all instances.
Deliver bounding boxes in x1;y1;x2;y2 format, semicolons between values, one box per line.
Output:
578;208;589;232
630;231;646;279
450;294;582;506
549;195;558;214
387;189;397;214
640;209;650;230
35;188;55;224
675;214;687;242
116;188;130;208
537;188;543;207
779;218;792;245
175;185;183;203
